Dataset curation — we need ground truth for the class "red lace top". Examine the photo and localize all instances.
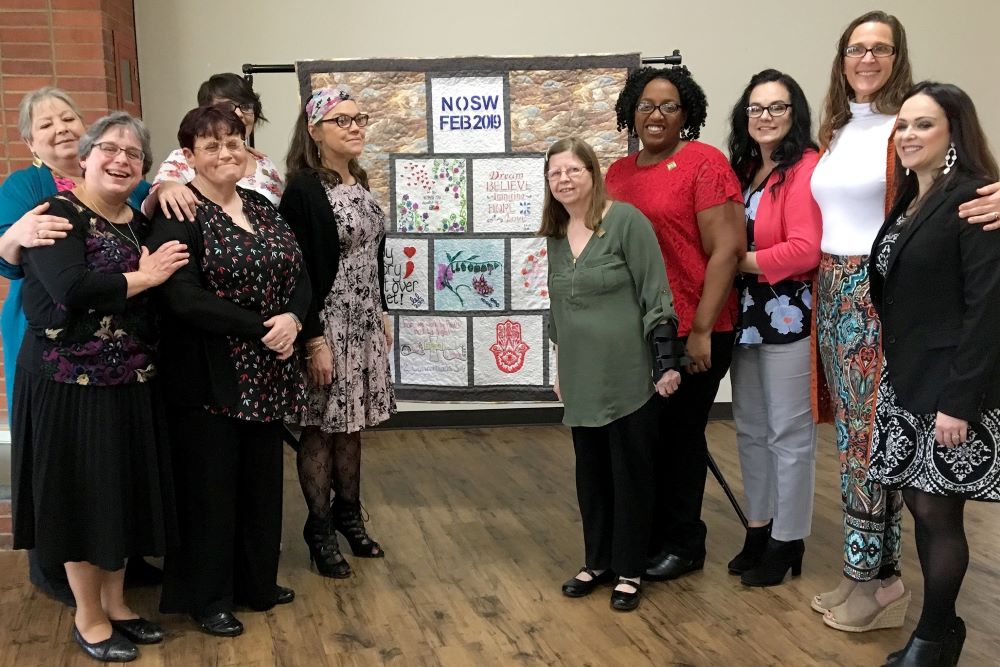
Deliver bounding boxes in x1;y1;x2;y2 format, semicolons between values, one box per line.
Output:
605;141;742;336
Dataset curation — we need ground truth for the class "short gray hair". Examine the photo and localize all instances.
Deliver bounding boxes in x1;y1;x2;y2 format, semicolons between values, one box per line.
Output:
79;112;154;174
18;86;83;142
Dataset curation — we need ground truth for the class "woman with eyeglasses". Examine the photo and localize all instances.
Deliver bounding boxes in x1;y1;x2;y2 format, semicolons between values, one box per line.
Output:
279;87;396;579
150;105;308;637
0;87;165;608
724;69;822;587
606;65;745;583
12;112;189;661
544;137;683;612
145;73;283;222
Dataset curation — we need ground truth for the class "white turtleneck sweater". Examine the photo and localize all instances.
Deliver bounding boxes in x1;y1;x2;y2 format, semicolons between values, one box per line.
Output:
811;101;897;255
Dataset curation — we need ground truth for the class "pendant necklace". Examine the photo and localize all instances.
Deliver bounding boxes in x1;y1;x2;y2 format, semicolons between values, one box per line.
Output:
76;187;141;251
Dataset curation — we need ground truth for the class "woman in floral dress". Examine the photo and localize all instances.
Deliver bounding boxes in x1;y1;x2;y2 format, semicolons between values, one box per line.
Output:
280;86;396;578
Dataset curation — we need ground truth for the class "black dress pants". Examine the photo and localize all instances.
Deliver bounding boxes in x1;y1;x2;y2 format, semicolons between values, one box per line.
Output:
160;407;284;615
571;395;659;578
649;330;735;560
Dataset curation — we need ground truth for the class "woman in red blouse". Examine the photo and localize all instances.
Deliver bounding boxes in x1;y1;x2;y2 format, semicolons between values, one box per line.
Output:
606;65;744;580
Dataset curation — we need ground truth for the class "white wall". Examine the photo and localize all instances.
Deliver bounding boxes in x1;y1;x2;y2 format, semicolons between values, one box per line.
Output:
134;0;1000;406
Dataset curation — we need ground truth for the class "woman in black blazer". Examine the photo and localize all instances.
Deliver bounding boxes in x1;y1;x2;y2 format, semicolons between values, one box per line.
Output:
868;82;1000;667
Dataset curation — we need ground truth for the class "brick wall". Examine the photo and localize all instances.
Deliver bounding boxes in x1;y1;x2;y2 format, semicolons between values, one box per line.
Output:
0;0;141;425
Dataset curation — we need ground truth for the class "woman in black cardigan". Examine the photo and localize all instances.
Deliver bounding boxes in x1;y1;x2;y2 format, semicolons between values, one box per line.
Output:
279;87;396;579
148;105;309;637
867;82;1000;667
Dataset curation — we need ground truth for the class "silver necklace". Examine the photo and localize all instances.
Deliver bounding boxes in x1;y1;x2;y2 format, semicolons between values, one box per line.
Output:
76;188;141;250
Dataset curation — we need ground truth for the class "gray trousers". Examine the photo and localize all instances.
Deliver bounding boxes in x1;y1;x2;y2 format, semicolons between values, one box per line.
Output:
731;337;816;541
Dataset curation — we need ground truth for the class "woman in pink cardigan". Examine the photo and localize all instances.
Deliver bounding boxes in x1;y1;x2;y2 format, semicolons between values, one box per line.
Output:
725;69;822;587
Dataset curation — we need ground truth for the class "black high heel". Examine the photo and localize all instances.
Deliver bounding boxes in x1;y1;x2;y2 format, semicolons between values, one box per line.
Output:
727;521;771;575
331;500;384;558
740;537;804;587
882;633;947;667
303;513;352;578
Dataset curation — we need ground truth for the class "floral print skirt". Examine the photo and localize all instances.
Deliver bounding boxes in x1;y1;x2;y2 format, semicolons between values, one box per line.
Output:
870;357;1000;501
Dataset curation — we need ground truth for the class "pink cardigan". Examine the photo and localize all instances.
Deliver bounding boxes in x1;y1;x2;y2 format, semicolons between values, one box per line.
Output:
753;149;822;284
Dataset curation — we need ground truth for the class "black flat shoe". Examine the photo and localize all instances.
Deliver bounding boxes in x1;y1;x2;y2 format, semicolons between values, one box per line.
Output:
110;617;164;644
72;626;138;662
192;611;244;637
274;585;295;605
610;578;641;612
561;567;615;598
645;553;704;581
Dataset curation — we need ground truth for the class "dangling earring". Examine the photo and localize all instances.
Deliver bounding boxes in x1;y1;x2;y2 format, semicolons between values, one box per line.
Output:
31;153;43;168
905;168;910;176
943;142;957;175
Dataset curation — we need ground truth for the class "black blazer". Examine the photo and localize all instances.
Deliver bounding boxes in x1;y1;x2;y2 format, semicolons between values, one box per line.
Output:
869;173;1000;421
146;187;311;408
278;169;387;340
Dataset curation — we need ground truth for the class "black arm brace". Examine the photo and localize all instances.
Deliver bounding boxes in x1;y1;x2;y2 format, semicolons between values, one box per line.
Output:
650;321;686;380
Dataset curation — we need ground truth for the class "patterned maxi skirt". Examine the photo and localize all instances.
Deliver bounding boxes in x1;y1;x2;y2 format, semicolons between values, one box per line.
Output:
815;253;903;581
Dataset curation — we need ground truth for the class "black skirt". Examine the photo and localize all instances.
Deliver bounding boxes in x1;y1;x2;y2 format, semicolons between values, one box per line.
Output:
11;368;176;571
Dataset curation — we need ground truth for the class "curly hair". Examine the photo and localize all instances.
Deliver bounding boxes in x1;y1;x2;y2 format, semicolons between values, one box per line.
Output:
727;69;817;193
614;65;708;141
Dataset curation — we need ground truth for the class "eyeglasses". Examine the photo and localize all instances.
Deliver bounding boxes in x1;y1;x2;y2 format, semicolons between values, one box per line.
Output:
218;100;256;115
844;43;896;58
546;166;590;181
746;102;792;118
93;141;144;162
318;114;370;129
636;101;683;116
194;138;246;155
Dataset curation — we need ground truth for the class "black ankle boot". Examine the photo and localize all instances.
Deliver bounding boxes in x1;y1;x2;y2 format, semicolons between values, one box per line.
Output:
727;522;772;575
303;513;351;578
946;617;965;667
883;633;947;667
740;537;804;587
331;500;384;558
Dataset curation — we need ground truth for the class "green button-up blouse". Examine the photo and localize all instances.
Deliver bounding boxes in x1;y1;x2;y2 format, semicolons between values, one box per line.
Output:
547;201;677;427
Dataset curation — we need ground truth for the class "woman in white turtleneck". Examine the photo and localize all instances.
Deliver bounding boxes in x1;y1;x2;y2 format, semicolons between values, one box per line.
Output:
809;11;916;634
810;11;1000;636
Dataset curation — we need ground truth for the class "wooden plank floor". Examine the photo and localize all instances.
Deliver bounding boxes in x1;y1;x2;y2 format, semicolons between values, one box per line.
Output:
2;421;999;666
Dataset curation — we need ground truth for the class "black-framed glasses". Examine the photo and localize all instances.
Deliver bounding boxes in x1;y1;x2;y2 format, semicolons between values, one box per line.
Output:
746;102;792;118
319;114;370;129
217;100;256;115
844;43;896;58
636;101;682;116
546;166;590;181
194;138;246;155
93;141;144;162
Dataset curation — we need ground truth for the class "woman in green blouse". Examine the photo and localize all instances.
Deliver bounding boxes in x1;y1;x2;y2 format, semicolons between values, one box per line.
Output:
542;137;685;612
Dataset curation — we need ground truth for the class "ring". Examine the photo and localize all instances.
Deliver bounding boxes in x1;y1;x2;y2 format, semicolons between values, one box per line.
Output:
952;434;961;441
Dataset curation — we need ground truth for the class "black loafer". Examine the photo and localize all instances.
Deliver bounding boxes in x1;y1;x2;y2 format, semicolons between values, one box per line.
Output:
561;567;615;598
645;553;705;581
274;585;295;605
192;611;244;637
110;617;164;644
610;578;641;612
72;625;138;662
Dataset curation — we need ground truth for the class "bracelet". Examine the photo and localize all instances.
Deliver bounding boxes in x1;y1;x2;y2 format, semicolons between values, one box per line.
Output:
286;312;303;333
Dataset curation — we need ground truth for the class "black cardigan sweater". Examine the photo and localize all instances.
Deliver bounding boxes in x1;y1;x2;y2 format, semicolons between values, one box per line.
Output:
278;169;387;340
146;187;311;408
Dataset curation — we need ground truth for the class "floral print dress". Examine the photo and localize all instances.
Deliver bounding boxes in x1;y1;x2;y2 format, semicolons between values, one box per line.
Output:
299;183;395;433
735;180;812;345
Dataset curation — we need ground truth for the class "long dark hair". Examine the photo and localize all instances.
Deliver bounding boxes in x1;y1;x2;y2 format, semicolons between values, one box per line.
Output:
892;81;999;213
285;103;369;189
728;69;817;193
819;11;913;149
